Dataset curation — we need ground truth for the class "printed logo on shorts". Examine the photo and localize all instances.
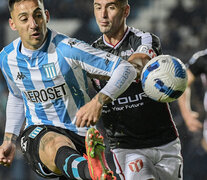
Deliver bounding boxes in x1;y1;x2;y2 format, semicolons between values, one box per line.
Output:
128;159;143;172
21;136;28;152
29;127;43;139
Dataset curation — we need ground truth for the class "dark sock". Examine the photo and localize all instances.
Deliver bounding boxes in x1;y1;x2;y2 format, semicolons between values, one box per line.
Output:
55;146;91;180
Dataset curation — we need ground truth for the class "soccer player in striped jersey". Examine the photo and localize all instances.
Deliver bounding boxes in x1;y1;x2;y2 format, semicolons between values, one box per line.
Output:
92;0;183;180
0;0;137;180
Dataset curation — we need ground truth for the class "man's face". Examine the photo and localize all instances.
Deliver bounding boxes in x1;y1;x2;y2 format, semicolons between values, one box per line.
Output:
94;0;128;36
9;0;49;50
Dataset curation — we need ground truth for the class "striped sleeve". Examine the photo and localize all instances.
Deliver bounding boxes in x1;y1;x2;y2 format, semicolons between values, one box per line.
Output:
59;38;122;77
0;47;22;98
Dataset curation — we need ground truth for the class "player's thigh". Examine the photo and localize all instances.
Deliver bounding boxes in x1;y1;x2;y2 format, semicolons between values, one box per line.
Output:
20;125;85;178
39;131;76;172
155;139;183;180
155;157;182;180
112;149;159;180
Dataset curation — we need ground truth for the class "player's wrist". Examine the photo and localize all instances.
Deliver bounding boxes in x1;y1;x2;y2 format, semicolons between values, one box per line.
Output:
96;92;112;106
4;133;18;144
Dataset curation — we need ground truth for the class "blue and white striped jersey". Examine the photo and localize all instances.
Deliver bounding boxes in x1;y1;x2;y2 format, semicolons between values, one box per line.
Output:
0;29;122;136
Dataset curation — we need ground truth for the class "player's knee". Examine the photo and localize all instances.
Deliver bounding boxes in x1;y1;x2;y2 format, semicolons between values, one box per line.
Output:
40;132;75;153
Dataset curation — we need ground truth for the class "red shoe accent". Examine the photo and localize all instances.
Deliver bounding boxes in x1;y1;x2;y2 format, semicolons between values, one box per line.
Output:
85;128;116;180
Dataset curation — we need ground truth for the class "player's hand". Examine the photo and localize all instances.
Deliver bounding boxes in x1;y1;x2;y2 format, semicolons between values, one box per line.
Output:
127;53;150;79
0;141;16;167
76;95;103;127
183;111;202;132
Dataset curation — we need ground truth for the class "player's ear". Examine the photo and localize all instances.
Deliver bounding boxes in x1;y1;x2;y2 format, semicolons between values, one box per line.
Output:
124;4;130;18
45;9;50;23
9;18;17;31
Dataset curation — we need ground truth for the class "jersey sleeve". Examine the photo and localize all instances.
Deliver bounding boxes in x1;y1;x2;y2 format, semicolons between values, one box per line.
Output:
0;49;25;136
60;38;136;100
5;92;25;136
71;40;136;100
100;60;137;100
0;49;22;98
61;38;122;77
134;32;162;58
187;50;207;77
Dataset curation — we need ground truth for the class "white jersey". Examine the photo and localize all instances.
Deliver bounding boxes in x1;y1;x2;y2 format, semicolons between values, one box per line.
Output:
0;29;123;136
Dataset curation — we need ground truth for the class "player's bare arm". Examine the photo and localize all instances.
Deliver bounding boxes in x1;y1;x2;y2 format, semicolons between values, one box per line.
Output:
76;92;112;127
3;133;18;144
97;92;112;105
178;69;202;132
0;133;17;167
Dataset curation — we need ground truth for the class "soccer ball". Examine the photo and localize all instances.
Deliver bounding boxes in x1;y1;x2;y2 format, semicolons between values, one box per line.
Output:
141;55;187;103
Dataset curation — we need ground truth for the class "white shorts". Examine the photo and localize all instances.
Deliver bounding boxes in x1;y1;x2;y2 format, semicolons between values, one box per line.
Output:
112;138;183;180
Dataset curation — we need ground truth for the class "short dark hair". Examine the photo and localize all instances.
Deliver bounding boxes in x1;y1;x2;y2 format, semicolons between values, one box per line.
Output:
119;0;128;6
8;0;44;12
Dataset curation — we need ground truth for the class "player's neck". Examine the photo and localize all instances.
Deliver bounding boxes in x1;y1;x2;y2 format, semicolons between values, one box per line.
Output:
104;25;128;46
21;36;47;58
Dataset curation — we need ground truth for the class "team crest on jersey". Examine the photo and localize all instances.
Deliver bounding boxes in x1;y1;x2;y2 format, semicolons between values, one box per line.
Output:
43;63;57;79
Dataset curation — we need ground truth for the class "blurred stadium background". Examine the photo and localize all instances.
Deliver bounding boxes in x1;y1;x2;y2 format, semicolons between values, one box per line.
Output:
0;0;207;179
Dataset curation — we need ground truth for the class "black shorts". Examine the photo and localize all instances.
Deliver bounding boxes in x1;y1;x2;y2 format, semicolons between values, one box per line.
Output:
20;125;86;179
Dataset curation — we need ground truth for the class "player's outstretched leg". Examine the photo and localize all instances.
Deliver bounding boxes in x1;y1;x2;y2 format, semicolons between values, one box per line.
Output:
85;127;116;180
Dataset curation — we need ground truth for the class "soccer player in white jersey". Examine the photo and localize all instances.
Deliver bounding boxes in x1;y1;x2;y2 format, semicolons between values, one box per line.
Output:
0;0;137;180
91;0;183;180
